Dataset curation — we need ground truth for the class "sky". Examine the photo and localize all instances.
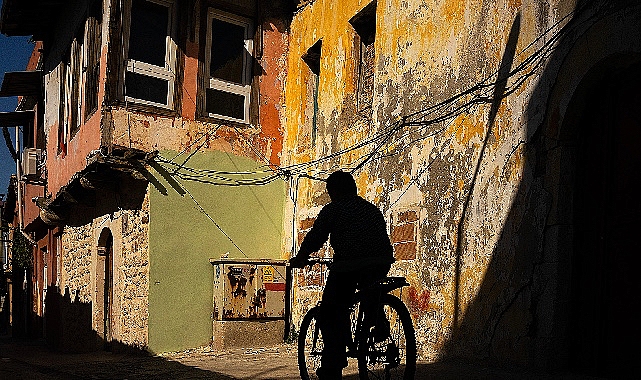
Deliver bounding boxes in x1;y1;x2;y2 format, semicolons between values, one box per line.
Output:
0;0;36;197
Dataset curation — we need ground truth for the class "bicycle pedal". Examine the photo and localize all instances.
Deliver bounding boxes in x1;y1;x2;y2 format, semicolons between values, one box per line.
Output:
385;342;400;367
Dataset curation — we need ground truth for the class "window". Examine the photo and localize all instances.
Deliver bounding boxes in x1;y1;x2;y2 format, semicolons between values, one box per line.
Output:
68;39;82;138
58;62;66;155
58;36;83;155
58;10;101;153
350;1;376;111
302;39;322;145
124;0;176;109
84;16;101;120
205;10;253;123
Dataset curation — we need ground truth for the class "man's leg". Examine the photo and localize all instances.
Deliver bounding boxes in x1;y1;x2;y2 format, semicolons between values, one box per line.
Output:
318;270;357;378
356;265;391;342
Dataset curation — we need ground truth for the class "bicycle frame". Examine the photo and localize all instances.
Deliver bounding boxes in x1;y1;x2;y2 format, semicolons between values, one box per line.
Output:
294;258;416;380
349;276;410;355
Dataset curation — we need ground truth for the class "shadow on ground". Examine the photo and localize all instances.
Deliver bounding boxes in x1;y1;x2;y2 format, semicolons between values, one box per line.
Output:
343;362;610;380
2;335;612;380
1;337;234;380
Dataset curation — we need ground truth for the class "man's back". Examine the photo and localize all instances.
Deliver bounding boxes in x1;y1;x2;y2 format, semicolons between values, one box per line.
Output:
299;195;394;272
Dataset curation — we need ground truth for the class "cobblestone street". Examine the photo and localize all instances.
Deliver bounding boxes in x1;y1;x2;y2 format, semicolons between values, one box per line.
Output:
1;337;609;379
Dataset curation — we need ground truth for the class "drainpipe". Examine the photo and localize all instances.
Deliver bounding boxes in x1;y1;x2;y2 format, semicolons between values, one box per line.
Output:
15;124;31;336
15;125;35;245
15;125;22;229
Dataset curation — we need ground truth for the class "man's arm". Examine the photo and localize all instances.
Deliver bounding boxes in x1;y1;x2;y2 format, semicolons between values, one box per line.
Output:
290;207;332;267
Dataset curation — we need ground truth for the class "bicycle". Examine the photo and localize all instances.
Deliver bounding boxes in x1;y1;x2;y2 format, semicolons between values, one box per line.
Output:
295;258;417;380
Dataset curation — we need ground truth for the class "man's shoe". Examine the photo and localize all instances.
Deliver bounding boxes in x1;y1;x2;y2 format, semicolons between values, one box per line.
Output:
373;323;391;343
315;366;342;379
385;341;400;367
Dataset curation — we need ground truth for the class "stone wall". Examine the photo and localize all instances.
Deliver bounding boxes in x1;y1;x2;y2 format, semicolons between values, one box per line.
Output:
60;224;94;303
58;191;150;350
116;193;150;348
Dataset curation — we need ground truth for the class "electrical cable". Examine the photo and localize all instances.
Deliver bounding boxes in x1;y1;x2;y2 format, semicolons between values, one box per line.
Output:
143;3;604;202
182;184;249;257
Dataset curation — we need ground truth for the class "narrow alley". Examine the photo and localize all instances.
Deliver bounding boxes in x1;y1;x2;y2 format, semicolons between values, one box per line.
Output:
1;337;607;380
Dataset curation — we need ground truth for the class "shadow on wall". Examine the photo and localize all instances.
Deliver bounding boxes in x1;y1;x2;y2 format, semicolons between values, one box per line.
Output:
44;285;99;353
63;176;148;228
6;285;235;379
444;1;641;377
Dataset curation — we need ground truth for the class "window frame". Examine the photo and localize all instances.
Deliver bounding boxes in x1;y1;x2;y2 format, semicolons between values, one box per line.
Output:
204;9;254;124
83;15;102;121
58;36;83;155
68;38;83;139
350;1;377;112
302;39;322;146
122;0;177;110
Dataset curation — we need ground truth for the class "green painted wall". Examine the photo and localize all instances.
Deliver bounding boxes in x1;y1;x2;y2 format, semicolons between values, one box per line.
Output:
147;150;286;353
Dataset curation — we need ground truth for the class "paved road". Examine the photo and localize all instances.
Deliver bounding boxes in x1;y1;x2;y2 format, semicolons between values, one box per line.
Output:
1;337;607;379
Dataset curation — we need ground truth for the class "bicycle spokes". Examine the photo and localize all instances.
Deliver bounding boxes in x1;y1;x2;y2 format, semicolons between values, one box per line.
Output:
357;294;416;380
298;308;324;380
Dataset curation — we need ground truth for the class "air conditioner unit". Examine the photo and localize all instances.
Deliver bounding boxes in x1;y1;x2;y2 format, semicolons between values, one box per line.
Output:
22;148;42;176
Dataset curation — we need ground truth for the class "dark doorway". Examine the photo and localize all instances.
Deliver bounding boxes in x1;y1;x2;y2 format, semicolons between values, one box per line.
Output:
97;228;114;349
570;60;641;377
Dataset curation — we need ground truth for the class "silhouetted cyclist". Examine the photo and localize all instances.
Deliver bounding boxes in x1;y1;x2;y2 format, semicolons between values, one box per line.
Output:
290;170;395;380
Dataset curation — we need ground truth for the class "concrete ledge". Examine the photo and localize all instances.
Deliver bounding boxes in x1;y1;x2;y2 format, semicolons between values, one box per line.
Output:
212;320;285;351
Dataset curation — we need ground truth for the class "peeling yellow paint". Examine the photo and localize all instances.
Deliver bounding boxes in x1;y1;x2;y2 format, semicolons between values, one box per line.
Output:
443;0;465;23
285;0;576;365
401;172;411;186
354;171;370;197
454;114;485;146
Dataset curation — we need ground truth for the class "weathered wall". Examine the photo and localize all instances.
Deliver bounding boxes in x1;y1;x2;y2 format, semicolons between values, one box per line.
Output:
113;195;150;348
284;0;540;361
42;0;107;197
60;224;94;302
58;191;150;350
45;0;291;354
283;0;641;370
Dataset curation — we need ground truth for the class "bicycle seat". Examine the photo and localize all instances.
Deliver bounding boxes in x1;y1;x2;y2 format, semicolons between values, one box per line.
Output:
375;277;410;293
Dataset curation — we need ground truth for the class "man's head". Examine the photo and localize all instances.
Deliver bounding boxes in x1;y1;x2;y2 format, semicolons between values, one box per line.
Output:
326;170;357;201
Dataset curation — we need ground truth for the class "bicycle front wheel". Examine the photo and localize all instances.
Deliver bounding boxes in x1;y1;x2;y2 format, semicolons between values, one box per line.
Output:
357;293;417;380
298;306;323;380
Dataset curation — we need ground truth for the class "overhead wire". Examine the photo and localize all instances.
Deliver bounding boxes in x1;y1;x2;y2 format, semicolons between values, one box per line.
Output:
181;184;248;257
141;3;599;256
380;2;601;206
353;4;589;176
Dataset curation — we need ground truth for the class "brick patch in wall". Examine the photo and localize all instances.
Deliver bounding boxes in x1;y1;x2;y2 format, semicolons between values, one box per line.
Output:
391;223;415;242
391;210;417;261
394;241;417;261
397;210;418;223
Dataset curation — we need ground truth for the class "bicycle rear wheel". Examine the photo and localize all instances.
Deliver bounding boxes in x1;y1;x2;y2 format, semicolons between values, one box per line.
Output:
298;306;323;380
357;293;416;380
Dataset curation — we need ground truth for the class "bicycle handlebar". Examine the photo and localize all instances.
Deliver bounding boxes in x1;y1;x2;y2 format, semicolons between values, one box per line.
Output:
305;257;333;264
289;257;333;267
